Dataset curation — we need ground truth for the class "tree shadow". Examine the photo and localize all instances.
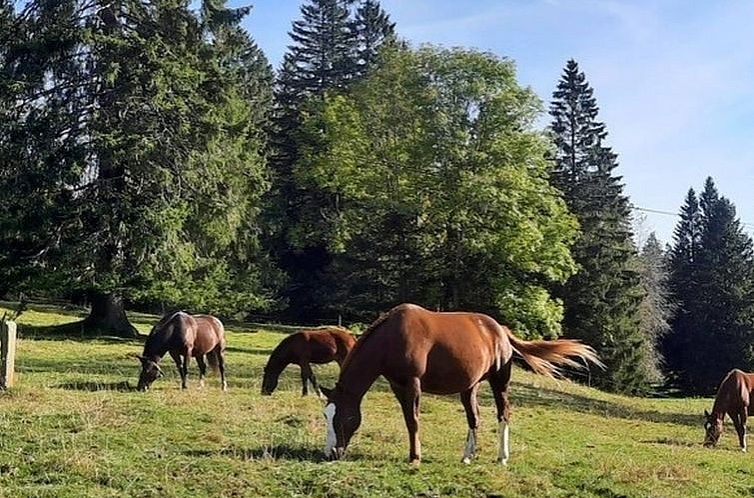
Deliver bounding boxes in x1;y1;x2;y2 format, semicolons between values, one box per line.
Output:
184;444;328;462
224;346;273;356
17;322;144;343
56;380;135;392
511;382;702;428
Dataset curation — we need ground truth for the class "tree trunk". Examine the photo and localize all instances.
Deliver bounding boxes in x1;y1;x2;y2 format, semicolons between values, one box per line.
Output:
82;291;138;338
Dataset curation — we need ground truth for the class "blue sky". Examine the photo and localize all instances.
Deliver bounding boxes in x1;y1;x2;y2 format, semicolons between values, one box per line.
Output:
240;0;754;244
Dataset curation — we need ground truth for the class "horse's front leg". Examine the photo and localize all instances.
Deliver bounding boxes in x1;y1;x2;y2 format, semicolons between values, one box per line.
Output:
391;377;422;465
460;384;481;464
169;351;183;388
180;348;191;389
196;355;207;389
738;408;748;452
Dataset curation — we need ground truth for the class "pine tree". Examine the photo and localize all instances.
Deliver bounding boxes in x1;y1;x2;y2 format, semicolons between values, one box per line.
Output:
664;188;702;385
0;0;275;334
549;59;650;393
352;0;395;77
667;178;754;393
268;0;388;321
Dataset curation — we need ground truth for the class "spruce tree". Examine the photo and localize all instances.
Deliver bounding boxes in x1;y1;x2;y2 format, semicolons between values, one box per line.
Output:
549;59;649;393
667;178;754;393
0;0;275;334
352;0;395;77
268;0;389;321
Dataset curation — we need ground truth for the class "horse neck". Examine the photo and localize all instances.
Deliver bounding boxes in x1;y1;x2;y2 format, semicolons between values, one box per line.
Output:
266;345;292;377
337;338;383;402
143;329;171;361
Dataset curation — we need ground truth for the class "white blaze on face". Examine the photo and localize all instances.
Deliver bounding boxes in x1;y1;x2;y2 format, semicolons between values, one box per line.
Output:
499;421;510;465
462;430;476;464
324;403;337;456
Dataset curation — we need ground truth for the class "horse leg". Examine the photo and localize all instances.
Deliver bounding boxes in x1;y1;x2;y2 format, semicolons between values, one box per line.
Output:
180;348;191;389
490;361;513;465
390;377;422;464
739;408;748;452
196;355;207;389
303;362;323;398
299;362;311;396
169;351;183;388
460;384;481;464
216;348;228;392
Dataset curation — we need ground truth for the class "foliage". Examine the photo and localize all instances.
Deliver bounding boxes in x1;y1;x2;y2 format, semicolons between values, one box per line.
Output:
0;1;277;327
665;178;754;394
295;46;578;337
549;59;651;393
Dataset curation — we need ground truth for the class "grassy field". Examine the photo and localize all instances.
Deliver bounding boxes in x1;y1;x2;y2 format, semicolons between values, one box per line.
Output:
1;304;753;497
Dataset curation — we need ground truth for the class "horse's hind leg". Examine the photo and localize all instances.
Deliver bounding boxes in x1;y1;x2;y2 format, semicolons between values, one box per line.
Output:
460;384;481;464
196;355;207;389
489;361;513;465
390;377;422;465
738;408;748;452
216;349;228;392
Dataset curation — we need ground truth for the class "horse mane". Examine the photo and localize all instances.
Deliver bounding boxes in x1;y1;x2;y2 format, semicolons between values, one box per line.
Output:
339;310;392;374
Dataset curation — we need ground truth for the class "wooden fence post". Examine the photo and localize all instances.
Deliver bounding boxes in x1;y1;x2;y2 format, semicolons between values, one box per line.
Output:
1;320;17;389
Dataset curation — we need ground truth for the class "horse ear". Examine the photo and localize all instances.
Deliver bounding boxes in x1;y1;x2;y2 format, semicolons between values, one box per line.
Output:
320;386;333;401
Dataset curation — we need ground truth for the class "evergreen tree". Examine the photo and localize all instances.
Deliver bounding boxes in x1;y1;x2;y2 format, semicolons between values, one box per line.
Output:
0;0;275;334
268;0;390;321
352;0;395;77
667;178;754;393
549;59;649;393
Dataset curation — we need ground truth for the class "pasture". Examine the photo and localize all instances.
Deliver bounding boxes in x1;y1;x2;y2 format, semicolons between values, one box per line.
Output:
0;304;753;498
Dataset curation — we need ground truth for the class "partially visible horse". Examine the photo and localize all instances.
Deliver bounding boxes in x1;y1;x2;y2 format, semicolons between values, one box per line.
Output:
261;327;356;396
136;311;227;391
704;369;754;451
322;303;602;465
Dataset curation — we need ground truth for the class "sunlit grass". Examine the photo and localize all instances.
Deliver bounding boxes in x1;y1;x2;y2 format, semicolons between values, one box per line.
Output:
0;304;752;497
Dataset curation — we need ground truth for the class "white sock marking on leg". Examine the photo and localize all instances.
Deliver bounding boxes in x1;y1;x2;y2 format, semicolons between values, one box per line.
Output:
324;403;337;456
462;430;476;464
499;421;509;465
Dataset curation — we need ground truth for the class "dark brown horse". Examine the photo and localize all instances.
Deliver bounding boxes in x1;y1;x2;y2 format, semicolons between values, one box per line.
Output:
261;327;356;396
322;303;602;465
704;369;754;451
136;311;227;391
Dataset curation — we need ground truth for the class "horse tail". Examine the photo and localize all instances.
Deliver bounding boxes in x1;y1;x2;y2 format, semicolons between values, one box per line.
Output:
503;326;604;378
206;348;220;374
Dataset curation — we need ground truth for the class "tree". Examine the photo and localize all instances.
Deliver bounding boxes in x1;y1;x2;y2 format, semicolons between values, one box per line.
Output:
296;46;578;336
667;178;754;393
0;0;275;335
268;0;391;321
636;233;674;386
351;0;395;77
549;59;650;393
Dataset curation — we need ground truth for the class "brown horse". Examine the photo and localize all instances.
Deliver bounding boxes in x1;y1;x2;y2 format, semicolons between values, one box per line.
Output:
322;303;602;464
704;369;754;451
136;311;227;391
261;327;356;396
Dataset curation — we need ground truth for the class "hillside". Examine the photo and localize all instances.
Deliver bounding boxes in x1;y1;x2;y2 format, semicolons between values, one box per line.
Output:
0;304;751;498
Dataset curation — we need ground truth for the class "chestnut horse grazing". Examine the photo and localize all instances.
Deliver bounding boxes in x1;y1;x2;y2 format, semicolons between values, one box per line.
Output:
703;369;754;451
261;327;356;396
322;303;602;465
136;311;227;391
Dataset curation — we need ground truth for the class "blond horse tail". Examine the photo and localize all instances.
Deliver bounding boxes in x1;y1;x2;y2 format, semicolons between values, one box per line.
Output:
503;327;604;378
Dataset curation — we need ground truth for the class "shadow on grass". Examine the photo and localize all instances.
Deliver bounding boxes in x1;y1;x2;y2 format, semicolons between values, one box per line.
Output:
512;382;702;428
18;321;144;344
225;346;273;356
56;380;135;392
185;444;327;462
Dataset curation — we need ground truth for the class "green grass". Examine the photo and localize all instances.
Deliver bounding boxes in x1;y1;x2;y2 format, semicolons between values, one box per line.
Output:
1;305;753;497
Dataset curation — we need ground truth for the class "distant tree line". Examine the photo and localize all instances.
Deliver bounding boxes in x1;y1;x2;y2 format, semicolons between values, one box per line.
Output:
1;0;752;395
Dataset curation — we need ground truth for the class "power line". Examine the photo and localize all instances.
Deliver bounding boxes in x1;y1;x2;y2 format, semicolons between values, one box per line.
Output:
633;206;754;229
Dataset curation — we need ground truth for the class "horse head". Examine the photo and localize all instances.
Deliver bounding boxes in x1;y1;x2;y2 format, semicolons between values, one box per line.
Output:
260;367;278;396
136;355;164;391
703;409;723;447
321;385;361;460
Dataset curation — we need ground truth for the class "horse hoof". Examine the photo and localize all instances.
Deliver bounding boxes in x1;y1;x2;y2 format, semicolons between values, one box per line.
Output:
742;448;748;453
500;458;508;466
409;458;421;467
462;457;471;465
